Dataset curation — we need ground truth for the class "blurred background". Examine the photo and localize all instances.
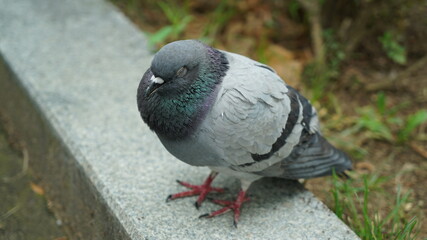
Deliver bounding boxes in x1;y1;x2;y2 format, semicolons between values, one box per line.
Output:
110;0;427;238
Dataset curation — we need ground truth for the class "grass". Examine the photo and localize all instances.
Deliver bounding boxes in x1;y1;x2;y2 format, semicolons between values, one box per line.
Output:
146;0;238;48
200;0;237;45
315;90;424;239
302;29;344;103
397;110;427;144
318;91;427;158
331;171;419;239
353;92;427;144
148;1;193;47
379;31;407;65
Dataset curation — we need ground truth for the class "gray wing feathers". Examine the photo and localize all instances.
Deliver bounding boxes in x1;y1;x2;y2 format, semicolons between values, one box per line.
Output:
283;132;352;178
202;51;351;178
258;131;352;179
205;52;291;166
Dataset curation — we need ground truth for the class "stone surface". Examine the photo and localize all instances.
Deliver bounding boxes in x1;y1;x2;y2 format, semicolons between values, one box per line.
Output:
0;0;359;239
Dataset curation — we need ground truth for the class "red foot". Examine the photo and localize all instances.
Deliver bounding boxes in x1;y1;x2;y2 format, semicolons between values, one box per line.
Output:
199;190;249;227
166;172;224;209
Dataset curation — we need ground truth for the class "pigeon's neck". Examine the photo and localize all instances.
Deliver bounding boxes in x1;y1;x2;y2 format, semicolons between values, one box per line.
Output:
149;48;228;140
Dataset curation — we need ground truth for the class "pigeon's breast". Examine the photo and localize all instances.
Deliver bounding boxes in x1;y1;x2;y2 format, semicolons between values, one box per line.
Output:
157;130;229;167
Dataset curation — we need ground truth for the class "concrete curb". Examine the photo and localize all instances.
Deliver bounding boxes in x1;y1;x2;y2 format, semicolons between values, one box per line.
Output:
0;0;359;239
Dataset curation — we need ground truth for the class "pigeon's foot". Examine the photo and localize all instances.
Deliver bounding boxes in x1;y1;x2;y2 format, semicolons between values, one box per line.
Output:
166;171;224;209
199;190;249;227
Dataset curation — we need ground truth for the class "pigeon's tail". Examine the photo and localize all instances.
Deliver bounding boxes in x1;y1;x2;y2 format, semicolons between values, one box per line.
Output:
277;131;352;180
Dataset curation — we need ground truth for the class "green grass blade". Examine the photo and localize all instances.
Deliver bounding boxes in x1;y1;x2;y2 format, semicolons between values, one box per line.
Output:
148;26;174;46
393;217;418;240
398;110;427;143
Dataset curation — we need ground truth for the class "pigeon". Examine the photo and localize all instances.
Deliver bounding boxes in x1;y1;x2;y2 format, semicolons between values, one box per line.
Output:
137;39;352;227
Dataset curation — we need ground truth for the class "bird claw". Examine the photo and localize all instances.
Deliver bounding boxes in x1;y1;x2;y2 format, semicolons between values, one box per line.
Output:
198;190;248;227
166;173;223;208
198;213;210;219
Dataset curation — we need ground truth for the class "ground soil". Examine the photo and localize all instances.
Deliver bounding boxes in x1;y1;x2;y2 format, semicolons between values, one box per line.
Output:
0;118;67;240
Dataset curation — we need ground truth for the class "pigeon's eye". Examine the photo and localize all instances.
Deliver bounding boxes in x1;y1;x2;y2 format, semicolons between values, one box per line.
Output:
176;67;187;78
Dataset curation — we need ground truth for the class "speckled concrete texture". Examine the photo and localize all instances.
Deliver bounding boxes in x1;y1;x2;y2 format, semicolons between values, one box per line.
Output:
0;0;359;239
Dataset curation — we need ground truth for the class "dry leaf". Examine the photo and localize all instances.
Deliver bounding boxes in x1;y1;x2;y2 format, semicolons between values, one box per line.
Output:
265;44;303;86
410;141;427;159
355;161;375;173
30;182;45;195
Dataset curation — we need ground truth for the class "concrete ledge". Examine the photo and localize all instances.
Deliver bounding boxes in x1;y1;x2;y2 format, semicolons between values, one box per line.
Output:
0;0;359;239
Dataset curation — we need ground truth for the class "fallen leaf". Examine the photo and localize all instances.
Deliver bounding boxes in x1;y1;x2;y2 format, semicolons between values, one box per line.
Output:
410;141;427;159
30;182;45;195
355;161;375;173
265;44;303;86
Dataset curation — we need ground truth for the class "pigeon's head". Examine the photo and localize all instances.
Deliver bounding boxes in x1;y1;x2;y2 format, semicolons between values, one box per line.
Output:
137;40;228;139
145;40;207;97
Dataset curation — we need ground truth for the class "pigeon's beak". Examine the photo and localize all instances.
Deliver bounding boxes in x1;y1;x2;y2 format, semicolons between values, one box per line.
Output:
146;75;164;98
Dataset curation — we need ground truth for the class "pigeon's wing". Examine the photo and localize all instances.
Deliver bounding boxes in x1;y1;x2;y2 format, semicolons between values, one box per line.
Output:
204;52;306;168
256;130;352;179
203;52;351;178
